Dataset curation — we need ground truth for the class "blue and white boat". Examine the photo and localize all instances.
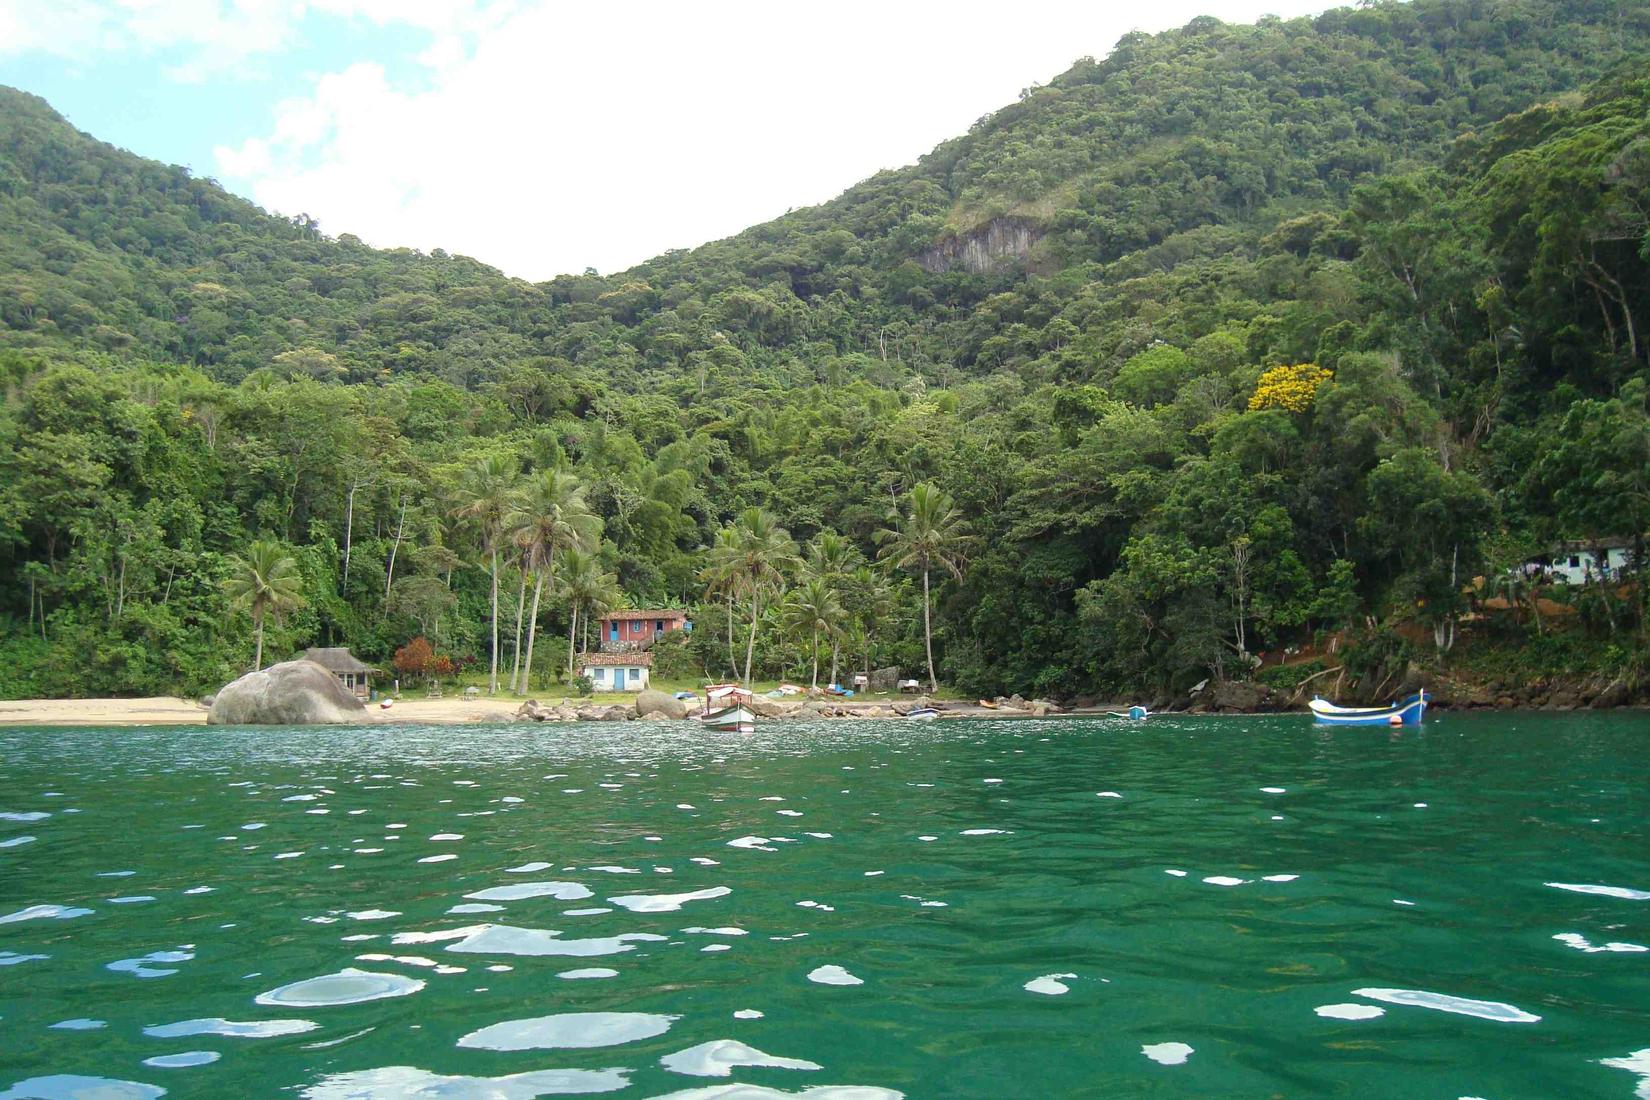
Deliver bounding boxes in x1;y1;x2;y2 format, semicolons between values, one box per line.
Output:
1309;690;1427;726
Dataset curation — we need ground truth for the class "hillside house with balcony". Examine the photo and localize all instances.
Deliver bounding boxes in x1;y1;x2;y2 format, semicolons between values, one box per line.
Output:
597;609;689;652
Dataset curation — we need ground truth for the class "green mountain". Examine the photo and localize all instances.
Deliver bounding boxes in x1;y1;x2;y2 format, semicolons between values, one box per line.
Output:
2;0;1648;702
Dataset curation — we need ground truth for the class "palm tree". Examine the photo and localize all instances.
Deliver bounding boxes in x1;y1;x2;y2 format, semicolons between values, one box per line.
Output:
452;455;516;694
507;549;529;692
561;547;622;675
727;508;800;687
701;527;744;678
878;484;971;693
805;531;862;686
847;565;897;679
509;469;601;693
781;576;846;689
223;540;307;671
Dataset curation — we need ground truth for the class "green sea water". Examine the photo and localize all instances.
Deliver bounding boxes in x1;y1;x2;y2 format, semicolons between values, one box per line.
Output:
1;713;1647;1099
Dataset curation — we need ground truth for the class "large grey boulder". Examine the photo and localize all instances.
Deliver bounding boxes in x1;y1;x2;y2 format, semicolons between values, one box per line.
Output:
636;690;688;720
208;660;367;725
747;693;787;718
868;666;901;692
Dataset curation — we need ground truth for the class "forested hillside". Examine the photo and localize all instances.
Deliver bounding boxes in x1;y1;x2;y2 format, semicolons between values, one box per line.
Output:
2;0;1648;701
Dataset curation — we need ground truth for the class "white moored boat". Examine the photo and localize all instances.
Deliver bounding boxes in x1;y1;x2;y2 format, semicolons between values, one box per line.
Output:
1308;691;1427;726
701;684;756;734
701;704;756;734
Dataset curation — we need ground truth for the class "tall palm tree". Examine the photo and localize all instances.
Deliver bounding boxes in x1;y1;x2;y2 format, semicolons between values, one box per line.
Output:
223;540;307;671
805;530;862;686
727;508;800;687
507;549;529;692
509;469;601;693
878;484;971;693
781;576;846;689
701;526;744;678
561;547;622;675
847;564;897;679
452;455;517;694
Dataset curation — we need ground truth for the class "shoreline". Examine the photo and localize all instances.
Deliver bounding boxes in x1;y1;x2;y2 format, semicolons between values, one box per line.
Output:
0;695;1642;728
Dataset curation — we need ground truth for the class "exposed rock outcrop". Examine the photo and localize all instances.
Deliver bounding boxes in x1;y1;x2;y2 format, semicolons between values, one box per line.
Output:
207;660;366;725
918;217;1043;274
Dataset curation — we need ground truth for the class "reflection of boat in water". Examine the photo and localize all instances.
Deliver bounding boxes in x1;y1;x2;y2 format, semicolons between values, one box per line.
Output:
1107;705;1149;720
906;707;939;721
701;684;755;734
1309;690;1427;726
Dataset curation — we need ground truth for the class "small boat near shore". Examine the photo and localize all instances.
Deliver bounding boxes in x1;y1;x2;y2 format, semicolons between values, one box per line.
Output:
905;707;939;721
701;704;755;733
1309;690;1427;726
701;684;756;734
1108;705;1149;720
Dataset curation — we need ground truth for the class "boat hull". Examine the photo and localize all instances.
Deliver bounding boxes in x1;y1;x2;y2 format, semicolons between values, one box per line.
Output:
905;708;939;721
701;705;755;734
1309;692;1427;726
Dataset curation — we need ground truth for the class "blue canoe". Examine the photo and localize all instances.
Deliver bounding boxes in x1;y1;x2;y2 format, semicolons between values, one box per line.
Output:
1309;690;1427;726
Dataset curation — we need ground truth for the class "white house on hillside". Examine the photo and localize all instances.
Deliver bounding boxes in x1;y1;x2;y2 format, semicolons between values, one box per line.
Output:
1520;538;1636;585
579;652;652;692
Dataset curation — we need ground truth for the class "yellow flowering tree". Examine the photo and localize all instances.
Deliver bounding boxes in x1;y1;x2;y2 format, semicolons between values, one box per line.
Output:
1248;364;1333;413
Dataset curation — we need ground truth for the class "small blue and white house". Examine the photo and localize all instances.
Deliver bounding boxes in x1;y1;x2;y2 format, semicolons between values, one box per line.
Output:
1519;537;1636;585
579;651;652;692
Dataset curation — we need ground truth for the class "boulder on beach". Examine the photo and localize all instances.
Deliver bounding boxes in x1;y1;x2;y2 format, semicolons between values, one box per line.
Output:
868;666;902;692
636;690;688;720
207;660;367;725
747;694;787;718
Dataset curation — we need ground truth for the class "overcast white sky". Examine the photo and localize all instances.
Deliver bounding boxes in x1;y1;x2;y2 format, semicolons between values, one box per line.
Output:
2;0;1334;280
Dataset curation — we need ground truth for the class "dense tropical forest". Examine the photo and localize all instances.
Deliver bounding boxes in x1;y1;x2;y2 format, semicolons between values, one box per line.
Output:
2;0;1649;702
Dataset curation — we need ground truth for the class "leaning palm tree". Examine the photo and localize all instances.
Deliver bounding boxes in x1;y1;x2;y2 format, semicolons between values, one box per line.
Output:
507;548;530;692
509;469;601;693
878;484;971;693
223;540;307;672
781;576;846;689
728;508;800;687
451;455;517;694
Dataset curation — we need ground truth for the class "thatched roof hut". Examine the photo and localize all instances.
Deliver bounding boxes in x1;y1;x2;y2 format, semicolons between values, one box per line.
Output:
301;647;373;698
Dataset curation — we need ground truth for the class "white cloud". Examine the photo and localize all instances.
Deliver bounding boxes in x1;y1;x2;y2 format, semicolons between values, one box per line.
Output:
13;0;1337;280
222;0;1337;280
0;0;502;74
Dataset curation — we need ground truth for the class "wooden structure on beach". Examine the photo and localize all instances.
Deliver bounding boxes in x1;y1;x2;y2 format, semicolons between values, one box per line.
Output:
302;646;374;699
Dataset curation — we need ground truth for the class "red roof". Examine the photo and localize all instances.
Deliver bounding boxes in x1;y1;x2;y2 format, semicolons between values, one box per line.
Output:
578;652;653;667
599;610;686;622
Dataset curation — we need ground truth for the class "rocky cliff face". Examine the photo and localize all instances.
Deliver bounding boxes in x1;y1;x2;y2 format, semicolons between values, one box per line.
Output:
917;217;1043;274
